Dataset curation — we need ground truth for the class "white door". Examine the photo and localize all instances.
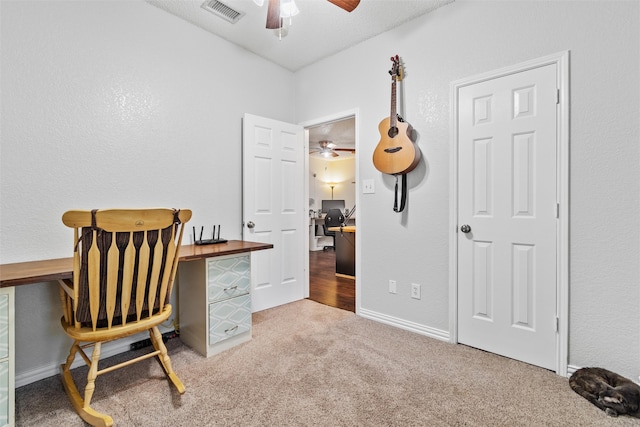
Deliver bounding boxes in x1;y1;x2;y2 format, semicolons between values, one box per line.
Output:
242;113;305;312
457;64;558;370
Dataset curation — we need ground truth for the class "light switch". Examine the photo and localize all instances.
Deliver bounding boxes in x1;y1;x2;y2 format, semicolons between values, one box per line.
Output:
362;179;375;194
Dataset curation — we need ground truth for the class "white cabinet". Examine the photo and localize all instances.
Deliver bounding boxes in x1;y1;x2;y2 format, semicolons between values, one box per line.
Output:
178;254;252;357
0;288;14;427
309;216;327;251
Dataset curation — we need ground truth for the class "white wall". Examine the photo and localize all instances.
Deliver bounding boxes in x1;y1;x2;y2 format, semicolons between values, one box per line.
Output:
309;156;356;213
0;0;295;384
295;0;639;379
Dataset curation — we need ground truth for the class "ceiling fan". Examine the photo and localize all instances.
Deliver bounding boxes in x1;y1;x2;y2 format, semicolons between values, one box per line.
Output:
264;0;361;29
310;140;355;158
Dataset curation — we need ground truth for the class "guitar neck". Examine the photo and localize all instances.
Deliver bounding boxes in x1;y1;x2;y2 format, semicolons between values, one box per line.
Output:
390;79;397;128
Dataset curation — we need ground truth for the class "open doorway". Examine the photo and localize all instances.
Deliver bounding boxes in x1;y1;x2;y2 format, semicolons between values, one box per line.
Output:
304;113;357;312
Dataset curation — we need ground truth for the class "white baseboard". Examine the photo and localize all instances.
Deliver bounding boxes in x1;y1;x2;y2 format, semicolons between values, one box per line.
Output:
16;325;175;388
358;308;450;342
567;364;580;378
16;337;137;388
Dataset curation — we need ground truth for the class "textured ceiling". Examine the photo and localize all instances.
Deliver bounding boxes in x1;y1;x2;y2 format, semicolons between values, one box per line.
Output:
308;117;356;158
146;0;454;72
145;0;454;157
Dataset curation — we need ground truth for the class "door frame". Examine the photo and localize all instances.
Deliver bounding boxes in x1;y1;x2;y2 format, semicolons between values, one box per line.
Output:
448;51;569;376
299;108;360;313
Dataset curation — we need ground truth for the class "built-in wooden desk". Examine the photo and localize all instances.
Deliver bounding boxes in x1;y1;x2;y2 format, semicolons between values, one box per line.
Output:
0;240;272;426
328;226;356;233
0;240;273;287
328;226;355;279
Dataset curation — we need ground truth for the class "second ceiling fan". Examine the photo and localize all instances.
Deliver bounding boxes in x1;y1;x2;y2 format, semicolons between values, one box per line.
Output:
310;140;355;158
264;0;361;29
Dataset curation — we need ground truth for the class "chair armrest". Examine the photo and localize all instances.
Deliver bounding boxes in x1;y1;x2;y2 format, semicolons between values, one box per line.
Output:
58;278;75;298
58;278;77;325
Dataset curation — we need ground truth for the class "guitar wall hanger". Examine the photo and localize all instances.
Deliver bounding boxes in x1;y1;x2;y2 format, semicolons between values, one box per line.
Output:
193;225;227;245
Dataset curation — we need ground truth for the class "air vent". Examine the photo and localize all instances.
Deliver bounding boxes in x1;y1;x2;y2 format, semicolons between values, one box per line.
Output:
201;0;245;24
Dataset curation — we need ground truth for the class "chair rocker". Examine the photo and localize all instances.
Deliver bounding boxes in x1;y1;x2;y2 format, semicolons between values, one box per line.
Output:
57;208;191;427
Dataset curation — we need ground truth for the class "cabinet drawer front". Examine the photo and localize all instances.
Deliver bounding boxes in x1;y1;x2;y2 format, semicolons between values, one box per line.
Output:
207;255;250;302
208;295;251;345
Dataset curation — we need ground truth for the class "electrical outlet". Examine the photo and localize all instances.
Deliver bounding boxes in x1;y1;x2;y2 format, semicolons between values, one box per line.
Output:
411;283;421;299
389;280;397;294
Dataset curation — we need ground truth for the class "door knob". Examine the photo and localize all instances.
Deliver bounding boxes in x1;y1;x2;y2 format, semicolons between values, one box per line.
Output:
460;224;471;233
247;221;255;229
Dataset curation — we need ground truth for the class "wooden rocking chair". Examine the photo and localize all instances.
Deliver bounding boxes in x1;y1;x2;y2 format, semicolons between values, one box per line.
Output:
57;208;191;427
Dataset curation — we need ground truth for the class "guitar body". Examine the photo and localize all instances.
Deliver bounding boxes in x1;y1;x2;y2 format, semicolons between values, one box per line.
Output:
373;115;421;175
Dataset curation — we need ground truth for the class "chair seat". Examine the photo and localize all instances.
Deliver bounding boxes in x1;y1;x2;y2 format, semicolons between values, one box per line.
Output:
61;304;173;342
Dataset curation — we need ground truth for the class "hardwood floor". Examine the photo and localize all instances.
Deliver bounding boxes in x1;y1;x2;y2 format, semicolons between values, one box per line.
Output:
308;250;355;312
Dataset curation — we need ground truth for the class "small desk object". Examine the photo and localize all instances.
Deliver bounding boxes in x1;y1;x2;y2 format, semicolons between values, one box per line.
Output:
0;240;272;426
328;226;355;279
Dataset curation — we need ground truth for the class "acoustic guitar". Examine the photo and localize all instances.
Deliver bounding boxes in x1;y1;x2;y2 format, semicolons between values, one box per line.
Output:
372;55;421;175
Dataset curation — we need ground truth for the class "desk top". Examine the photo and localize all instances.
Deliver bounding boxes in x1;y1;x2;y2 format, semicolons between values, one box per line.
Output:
0;240;273;288
328;226;356;233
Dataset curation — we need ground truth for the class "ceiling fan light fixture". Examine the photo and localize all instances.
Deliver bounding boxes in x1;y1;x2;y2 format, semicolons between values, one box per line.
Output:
280;0;299;18
260;0;361;36
274;26;288;39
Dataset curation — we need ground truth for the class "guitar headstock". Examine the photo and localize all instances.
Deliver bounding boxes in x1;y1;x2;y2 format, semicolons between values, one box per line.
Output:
388;55;403;82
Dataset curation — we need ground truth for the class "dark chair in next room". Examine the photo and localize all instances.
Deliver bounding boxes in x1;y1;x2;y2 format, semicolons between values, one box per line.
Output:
322;208;345;251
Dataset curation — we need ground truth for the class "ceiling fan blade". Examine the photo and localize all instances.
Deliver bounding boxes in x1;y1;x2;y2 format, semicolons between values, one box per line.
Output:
266;0;282;29
327;0;360;12
334;148;356;153
310;150;339;158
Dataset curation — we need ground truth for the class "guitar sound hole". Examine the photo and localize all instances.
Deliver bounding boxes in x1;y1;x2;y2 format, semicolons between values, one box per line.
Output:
384;147;402;153
387;127;399;138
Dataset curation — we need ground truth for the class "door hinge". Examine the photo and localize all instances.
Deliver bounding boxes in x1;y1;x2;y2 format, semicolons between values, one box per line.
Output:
555;316;559;332
555;203;560;219
556;89;560;104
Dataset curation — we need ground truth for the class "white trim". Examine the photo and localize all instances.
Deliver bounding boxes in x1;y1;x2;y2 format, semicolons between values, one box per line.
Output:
448;51;570;376
303;127;311;299
567;364;580;378
359;308;450;342
299;109;361;314
16;335;134;387
555;51;570;378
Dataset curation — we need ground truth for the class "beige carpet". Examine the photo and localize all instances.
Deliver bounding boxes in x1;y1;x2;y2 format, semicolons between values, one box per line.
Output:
16;300;640;426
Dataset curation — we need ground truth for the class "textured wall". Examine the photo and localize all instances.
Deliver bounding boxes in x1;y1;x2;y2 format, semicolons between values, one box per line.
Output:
309;156;356;213
0;0;295;263
0;0;296;381
295;0;639;379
